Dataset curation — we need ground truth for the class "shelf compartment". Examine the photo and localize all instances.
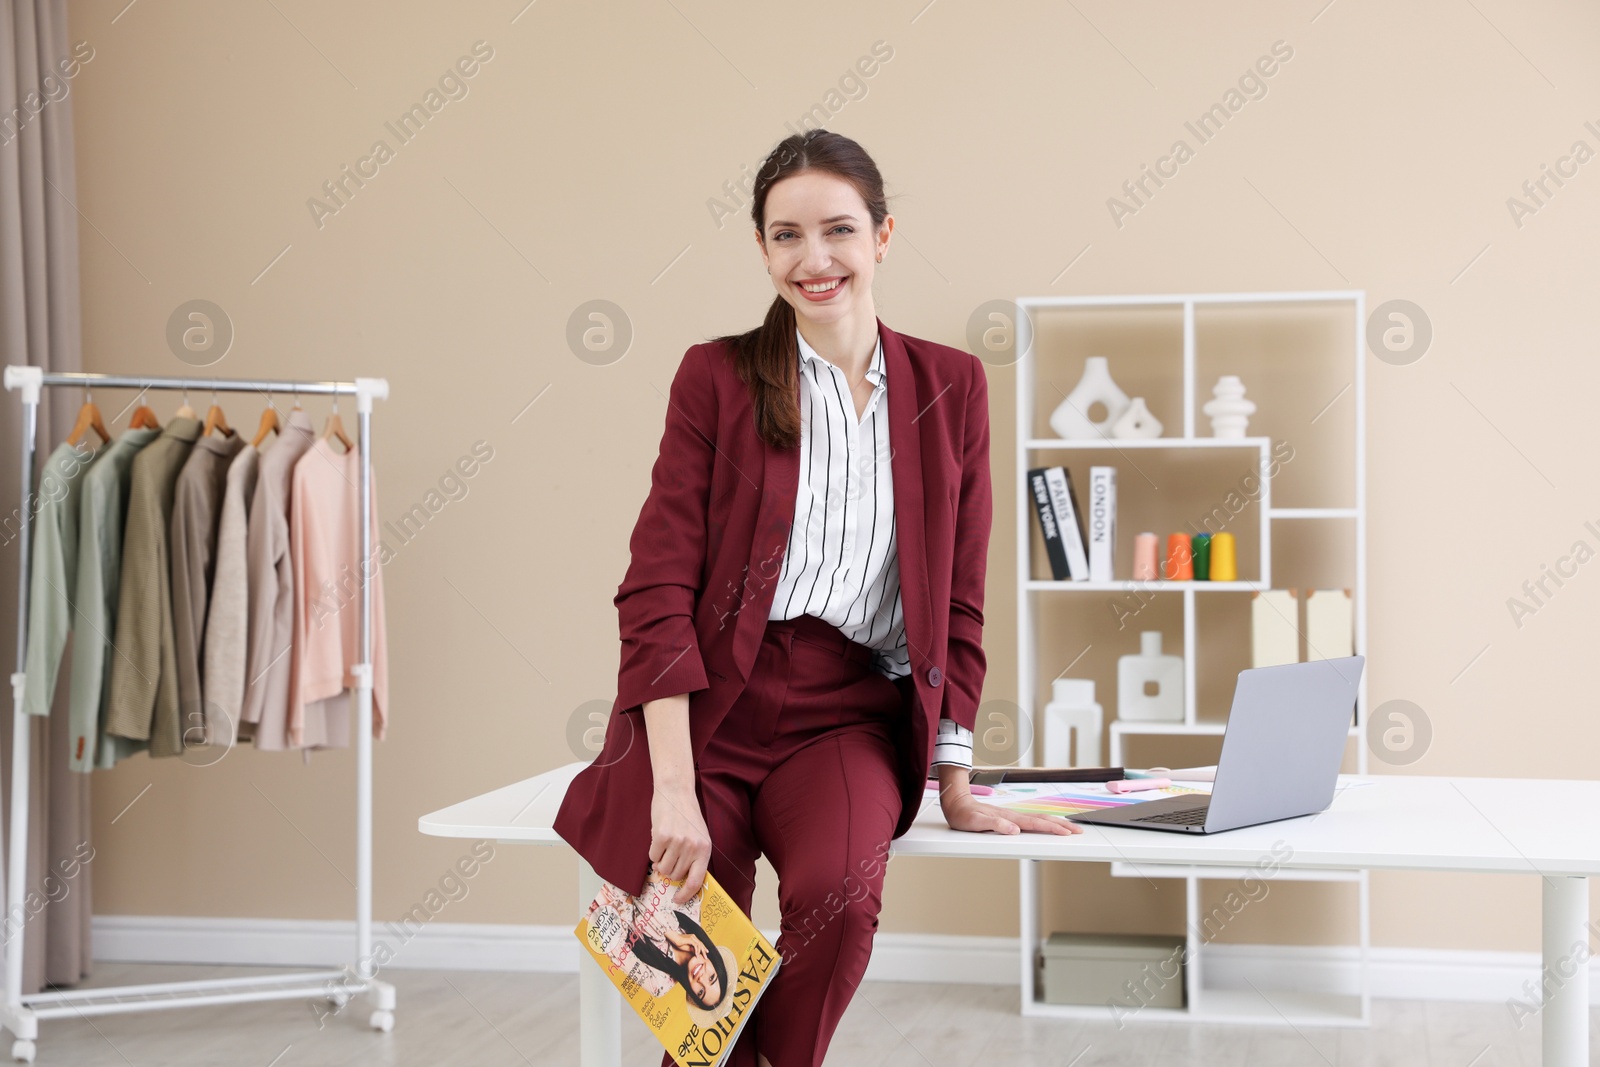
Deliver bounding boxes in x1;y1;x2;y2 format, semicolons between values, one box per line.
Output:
1193;301;1356;512
1023;444;1271;586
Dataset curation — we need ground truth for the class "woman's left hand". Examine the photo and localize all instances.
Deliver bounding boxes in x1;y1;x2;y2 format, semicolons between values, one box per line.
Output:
935;766;1084;836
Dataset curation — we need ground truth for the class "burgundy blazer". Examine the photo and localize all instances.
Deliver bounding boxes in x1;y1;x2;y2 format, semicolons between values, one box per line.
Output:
553;320;993;895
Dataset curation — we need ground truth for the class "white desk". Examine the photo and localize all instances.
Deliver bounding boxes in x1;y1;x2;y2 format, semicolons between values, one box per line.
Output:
419;764;1597;1066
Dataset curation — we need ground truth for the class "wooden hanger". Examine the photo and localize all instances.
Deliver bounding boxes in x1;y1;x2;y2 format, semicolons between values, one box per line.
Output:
65;388;111;447
320;396;353;452
251;392;281;448
174;384;196;420
128;386;161;431
203;385;235;438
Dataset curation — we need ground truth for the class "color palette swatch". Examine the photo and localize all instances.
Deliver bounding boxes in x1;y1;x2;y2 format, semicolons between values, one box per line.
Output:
963;780;1212;819
997;785;1208;818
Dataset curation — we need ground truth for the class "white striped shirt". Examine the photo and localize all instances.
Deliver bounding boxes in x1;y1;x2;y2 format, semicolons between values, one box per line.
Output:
768;330;974;769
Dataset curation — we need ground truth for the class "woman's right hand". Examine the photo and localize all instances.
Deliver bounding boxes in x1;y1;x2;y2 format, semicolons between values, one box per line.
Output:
650;783;712;905
642;693;710;905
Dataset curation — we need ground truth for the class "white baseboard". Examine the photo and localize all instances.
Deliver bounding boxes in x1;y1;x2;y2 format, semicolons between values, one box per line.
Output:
92;916;1598;1005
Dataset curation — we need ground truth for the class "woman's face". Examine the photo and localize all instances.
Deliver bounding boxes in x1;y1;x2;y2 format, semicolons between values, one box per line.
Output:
684;937;722;1006
665;926;723;1006
757;170;892;330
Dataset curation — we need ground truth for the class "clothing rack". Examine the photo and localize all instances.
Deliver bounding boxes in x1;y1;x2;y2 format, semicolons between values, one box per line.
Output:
0;368;392;1062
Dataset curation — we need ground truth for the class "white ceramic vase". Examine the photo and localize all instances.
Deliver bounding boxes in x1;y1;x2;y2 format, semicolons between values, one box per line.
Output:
1042;679;1103;768
1110;396;1163;439
1049;356;1130;439
1203;375;1256;437
1117;631;1184;723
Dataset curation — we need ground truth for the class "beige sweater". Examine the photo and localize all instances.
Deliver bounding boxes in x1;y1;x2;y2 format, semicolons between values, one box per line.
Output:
240;409;317;750
199;440;262;748
171;431;244;747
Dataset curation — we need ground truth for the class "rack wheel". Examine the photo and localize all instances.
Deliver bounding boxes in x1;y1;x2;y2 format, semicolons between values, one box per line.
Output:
369;1010;394;1032
326;991;350;1009
10;1039;34;1063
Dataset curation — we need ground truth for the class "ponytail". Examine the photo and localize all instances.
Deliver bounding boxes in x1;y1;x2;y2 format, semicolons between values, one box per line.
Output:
723;296;801;450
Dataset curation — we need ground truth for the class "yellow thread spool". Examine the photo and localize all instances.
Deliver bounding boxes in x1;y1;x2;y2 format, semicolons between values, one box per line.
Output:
1209;532;1237;581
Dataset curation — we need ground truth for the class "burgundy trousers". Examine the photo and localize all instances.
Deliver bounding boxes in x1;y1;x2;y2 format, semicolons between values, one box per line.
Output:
661;612;906;1067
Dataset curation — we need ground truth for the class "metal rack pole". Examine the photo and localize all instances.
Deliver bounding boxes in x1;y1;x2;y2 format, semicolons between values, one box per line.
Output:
34;372;357;396
5;386;39;1015
356;398;373;970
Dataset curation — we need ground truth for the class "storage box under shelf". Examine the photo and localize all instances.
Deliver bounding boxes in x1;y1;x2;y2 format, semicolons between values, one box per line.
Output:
1037;932;1186;1009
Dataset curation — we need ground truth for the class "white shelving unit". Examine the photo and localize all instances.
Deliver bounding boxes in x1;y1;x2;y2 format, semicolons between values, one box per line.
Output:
1010;290;1369;1027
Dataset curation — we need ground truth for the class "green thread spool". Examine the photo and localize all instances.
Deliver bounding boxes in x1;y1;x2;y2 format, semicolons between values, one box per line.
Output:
1191;533;1211;580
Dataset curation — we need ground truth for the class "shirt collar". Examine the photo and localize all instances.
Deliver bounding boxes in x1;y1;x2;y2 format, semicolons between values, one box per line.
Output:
795;329;885;388
162;416;203;444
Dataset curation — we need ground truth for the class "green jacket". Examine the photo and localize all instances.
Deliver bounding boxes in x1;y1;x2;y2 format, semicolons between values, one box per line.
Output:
69;427;159;770
22;439;104;719
104;417;201;757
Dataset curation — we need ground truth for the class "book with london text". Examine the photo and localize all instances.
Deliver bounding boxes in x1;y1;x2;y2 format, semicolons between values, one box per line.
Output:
574;868;780;1067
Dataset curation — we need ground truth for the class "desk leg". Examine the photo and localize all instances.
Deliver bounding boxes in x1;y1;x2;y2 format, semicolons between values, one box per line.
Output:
578;860;623;1067
1541;876;1588;1067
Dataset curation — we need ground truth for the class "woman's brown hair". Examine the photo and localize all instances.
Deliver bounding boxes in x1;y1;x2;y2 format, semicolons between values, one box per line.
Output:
716;129;889;450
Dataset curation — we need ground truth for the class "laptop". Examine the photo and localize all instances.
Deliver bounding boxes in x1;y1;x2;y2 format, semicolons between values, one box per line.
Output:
1068;655;1364;834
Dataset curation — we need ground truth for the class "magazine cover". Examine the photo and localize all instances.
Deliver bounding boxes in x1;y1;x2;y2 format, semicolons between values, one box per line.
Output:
574;869;780;1067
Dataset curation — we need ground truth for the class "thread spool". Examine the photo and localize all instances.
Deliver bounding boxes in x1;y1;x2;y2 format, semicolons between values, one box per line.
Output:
1209;531;1237;581
1132;532;1159;580
1191;533;1211;580
1163;533;1193;580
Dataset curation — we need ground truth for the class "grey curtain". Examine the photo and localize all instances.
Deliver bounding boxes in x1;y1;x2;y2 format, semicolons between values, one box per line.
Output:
0;0;93;993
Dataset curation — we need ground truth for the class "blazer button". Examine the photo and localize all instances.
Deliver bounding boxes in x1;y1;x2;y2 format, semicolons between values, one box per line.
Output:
927;666;942;687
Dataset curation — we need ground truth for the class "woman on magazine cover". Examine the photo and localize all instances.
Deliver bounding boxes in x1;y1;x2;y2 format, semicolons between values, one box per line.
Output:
555;129;1083;1067
588;877;736;1025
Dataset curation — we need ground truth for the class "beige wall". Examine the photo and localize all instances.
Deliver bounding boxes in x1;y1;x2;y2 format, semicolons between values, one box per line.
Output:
53;0;1600;953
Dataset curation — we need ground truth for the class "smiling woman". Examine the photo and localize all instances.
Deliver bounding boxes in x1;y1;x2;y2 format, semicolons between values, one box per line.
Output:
554;127;1083;1067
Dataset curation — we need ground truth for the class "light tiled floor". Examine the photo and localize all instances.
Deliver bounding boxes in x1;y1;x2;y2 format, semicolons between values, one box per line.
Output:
15;962;1598;1065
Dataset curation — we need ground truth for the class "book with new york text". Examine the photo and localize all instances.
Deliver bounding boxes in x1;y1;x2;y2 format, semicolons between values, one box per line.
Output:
574;869;780;1066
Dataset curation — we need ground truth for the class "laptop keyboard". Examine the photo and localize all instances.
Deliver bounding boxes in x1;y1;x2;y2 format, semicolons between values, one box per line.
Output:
1132;806;1208;826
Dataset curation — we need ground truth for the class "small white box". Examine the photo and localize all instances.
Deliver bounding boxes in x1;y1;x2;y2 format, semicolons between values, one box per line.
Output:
1038;931;1186;1009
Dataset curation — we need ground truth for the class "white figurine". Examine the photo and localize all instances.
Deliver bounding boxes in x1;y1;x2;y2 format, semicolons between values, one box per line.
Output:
1111;396;1163;439
1203;375;1256;437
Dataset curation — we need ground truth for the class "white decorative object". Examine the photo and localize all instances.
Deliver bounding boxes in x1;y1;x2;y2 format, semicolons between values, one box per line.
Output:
1251;589;1300;667
1110;396;1162;439
1117;631;1184;723
1203;375;1256;437
1042;679;1103;768
1305;589;1354;660
1049;356;1130;439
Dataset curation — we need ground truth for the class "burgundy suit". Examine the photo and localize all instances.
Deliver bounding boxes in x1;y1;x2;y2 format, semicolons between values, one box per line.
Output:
553;319;991;897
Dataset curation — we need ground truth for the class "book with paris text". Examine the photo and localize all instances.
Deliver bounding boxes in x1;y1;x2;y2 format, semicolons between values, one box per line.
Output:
574;868;780;1067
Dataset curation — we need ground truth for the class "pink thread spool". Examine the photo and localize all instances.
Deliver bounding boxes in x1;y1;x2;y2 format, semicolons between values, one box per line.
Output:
1132;532;1159;580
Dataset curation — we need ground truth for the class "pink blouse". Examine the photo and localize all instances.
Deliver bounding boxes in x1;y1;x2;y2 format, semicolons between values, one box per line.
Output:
287;438;389;748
